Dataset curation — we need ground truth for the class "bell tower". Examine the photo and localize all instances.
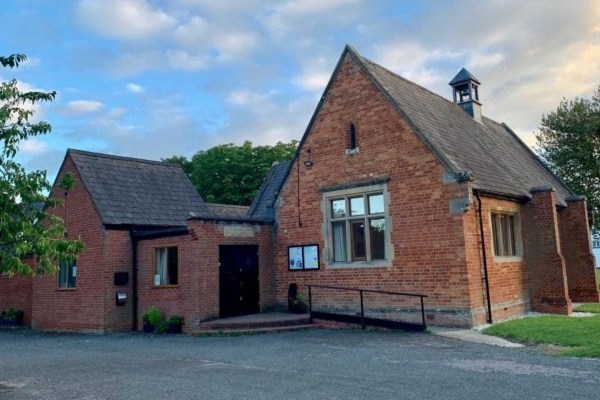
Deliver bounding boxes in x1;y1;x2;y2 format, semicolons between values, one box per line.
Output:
449;67;482;122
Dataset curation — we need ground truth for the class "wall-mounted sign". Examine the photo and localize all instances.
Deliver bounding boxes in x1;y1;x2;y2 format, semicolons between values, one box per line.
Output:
288;244;319;271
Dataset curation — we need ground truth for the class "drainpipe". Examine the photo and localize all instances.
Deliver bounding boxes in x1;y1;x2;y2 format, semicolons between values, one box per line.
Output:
475;191;493;324
130;231;139;331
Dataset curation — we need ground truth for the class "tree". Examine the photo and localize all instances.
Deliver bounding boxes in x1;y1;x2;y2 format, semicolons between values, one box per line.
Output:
1;54;83;276
166;140;297;205
162;155;193;179
536;86;600;230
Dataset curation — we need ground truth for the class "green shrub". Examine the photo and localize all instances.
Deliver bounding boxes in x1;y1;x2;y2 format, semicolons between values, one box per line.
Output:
143;306;162;326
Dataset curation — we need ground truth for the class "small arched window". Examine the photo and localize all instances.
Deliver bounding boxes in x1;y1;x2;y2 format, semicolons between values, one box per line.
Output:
349;123;357;150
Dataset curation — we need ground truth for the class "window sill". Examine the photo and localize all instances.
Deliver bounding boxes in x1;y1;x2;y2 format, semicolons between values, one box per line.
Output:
493;256;523;263
345;147;360;156
152;285;180;289
326;260;390;269
56;288;76;291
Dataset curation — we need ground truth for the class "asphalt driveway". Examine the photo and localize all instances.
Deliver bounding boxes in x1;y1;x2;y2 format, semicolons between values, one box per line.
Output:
0;328;599;399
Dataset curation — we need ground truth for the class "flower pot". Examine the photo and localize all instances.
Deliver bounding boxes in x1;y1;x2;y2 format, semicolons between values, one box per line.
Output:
290;303;308;314
167;324;182;334
142;323;155;333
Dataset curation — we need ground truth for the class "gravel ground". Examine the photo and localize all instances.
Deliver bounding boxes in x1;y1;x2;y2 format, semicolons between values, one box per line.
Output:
0;328;599;399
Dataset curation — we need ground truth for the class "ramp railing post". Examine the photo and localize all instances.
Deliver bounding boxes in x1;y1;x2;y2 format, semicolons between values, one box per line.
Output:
360;289;365;330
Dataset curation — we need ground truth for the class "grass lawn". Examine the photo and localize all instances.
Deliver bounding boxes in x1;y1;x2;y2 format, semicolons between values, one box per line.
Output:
484;307;600;357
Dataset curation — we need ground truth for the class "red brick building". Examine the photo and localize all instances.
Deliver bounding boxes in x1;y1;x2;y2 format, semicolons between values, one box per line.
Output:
1;45;597;330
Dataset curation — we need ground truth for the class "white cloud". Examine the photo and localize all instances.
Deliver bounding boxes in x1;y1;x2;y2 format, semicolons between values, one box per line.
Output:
167;50;209;71
20;138;50;156
126;83;144;93
75;0;177;40
173;16;209;49
291;56;335;92
468;53;505;70
64;100;104;115
107;107;129;119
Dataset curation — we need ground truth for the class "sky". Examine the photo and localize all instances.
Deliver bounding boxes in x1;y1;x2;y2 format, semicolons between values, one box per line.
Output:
2;0;600;181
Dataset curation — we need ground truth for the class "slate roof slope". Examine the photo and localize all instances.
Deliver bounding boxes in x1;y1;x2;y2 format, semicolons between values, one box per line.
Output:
248;161;292;221
348;46;572;204
67;149;207;227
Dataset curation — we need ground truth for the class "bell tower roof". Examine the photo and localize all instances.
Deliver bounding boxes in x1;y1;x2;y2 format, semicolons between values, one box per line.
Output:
449;67;480;86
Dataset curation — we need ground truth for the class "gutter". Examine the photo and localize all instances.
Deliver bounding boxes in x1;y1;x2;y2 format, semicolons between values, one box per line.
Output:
475;191;493;324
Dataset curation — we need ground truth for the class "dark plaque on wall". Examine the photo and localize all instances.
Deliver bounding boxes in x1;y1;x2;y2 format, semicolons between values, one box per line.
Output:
114;272;129;286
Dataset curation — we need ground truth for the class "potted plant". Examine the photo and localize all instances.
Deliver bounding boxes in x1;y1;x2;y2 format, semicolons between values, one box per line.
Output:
0;308;23;326
167;315;185;334
290;293;309;314
142;306;162;333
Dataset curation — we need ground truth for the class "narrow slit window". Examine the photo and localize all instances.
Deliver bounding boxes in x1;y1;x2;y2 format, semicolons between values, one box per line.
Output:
349;124;357;149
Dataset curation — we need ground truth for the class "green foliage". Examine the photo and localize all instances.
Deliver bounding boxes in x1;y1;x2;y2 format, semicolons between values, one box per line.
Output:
536;87;600;230
167;314;185;325
5;307;17;318
1;53;84;276
162;155;193;179
483;314;600;357
143;306;162;326
166;140;297;206
573;302;600;313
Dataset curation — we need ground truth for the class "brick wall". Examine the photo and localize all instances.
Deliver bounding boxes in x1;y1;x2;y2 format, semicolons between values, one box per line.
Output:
32;155;113;332
559;197;600;302
523;187;571;314
136;220;273;332
0;256;34;324
103;229;134;331
273;53;477;327
464;196;530;325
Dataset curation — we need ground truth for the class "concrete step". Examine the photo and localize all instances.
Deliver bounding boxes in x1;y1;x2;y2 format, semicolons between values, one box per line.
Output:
199;313;310;331
193;323;320;336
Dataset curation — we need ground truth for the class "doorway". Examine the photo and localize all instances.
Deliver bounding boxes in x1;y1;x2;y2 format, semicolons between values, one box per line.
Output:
219;245;260;318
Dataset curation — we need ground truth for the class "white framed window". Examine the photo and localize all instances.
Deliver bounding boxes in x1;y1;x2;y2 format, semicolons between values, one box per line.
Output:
154;246;178;286
490;212;521;257
58;259;77;288
323;182;391;267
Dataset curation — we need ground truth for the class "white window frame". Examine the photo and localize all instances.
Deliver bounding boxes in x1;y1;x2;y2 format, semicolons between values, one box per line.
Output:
322;183;392;268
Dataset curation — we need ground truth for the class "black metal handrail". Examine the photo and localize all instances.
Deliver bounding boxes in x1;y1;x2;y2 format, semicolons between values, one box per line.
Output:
306;284;428;331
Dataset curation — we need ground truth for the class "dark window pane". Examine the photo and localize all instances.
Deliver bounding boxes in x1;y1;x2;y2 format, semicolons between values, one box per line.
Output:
58;261;67;288
491;214;500;256
350;124;357;149
68;264;77;288
370;218;385;260
168;247;178;285
332;221;347;262
350;197;365;216
351;220;366;260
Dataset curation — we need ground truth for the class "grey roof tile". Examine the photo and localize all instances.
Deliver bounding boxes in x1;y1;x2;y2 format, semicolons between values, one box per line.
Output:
349;47;572;204
248;161;292;221
67;149;207;227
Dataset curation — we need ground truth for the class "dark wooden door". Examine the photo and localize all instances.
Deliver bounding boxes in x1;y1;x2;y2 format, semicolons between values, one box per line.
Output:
219;245;259;318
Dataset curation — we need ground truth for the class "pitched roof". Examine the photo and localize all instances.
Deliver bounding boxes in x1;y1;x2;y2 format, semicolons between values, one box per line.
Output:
286;45;571;205
248;161;292;221
66;149;206;227
449;67;480;85
350;47;572;204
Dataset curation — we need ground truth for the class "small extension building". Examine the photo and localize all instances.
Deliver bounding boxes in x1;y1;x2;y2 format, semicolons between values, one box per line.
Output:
1;45;598;331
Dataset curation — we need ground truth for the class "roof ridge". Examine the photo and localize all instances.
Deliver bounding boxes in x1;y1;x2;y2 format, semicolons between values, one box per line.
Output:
67;148;175;167
355;52;467;112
